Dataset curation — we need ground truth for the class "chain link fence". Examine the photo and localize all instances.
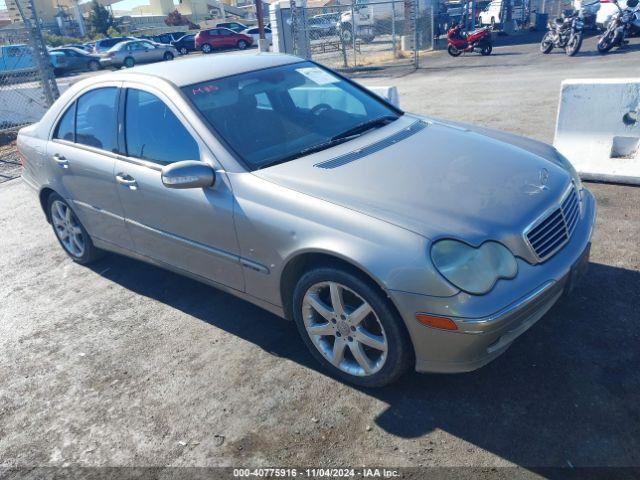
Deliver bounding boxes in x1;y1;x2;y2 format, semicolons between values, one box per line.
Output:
0;0;58;182
294;0;435;71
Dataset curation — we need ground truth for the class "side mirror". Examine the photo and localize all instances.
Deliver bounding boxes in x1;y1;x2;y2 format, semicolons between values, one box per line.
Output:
161;160;216;189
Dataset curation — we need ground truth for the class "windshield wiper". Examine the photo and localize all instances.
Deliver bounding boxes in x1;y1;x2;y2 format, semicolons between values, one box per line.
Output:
257;136;356;170
331;115;398;142
257;115;398;170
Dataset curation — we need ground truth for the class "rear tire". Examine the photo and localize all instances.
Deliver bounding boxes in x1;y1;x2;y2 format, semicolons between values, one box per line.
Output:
47;193;103;265
124;56;135;68
201;43;213;53
87;60;100;71
163;51;174;61
179;46;188;55
237;40;248;50
540;32;554;53
292;267;413;387
480;44;492;55
448;45;463;56
597;31;616;53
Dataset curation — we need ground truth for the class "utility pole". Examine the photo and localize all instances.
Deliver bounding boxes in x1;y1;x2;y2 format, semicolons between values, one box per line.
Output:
255;0;269;51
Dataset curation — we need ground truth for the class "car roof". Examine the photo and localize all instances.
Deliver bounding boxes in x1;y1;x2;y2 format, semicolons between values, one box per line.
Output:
103;53;302;87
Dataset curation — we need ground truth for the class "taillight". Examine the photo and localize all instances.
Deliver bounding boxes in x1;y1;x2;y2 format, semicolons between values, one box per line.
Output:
600;0;612;3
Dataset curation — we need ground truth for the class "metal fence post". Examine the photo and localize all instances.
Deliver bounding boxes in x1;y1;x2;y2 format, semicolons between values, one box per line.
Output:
15;0;59;106
392;0;397;58
411;0;418;68
350;0;357;67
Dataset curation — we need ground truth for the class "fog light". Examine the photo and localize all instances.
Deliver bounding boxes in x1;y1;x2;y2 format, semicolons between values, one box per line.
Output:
416;313;458;331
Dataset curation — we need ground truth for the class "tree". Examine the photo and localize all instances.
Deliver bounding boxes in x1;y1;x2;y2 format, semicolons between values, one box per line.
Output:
164;10;199;30
88;0;118;37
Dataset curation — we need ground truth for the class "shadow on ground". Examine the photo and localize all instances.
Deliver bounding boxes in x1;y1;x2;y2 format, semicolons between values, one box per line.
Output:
89;253;640;468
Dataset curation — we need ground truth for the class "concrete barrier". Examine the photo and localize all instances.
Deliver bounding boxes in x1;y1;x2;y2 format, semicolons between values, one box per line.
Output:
365;86;400;108
554;78;640;185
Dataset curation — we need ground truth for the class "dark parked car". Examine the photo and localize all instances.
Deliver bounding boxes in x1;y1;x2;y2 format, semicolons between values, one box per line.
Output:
215;21;248;33
171;34;196;54
195;28;253;53
49;47;102;73
92;37;137;54
308;15;338;38
153;31;189;44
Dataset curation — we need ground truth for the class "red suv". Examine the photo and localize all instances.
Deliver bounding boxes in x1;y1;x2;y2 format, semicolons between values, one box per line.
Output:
195;28;253;53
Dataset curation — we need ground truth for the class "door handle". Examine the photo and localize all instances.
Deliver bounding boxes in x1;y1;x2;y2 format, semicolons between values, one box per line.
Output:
52;153;68;168
115;173;137;190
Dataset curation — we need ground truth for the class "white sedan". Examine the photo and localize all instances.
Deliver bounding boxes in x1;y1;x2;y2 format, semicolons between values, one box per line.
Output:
242;27;272;45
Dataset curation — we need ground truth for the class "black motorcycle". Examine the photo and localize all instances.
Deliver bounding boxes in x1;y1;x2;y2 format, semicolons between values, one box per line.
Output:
540;11;584;56
597;0;639;53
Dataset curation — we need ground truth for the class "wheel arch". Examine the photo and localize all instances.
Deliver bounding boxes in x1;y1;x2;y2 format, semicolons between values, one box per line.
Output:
39;186;57;223
279;250;396;322
280;249;416;367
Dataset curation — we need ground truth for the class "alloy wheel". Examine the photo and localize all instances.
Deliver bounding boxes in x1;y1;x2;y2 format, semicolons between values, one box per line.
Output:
51;200;85;258
302;281;388;377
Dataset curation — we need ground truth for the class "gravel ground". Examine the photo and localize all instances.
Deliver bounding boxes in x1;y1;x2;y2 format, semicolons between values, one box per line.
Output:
1;35;639;475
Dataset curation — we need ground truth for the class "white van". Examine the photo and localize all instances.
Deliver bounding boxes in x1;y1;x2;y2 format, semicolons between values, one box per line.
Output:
478;0;525;27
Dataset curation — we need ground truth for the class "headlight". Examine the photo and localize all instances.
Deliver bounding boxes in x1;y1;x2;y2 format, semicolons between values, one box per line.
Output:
554;149;582;191
431;240;518;295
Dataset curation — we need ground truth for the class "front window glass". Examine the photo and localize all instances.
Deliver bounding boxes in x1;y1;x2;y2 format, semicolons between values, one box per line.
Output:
183;62;401;170
125;89;200;164
75;87;118;152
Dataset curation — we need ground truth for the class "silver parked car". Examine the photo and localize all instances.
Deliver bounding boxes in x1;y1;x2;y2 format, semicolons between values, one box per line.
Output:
100;39;178;69
17;55;596;387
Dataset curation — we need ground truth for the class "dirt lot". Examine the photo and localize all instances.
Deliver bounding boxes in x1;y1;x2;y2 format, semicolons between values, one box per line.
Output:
1;35;639;476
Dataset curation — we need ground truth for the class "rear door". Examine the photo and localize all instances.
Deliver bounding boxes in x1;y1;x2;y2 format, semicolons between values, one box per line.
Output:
46;83;133;250
113;85;244;290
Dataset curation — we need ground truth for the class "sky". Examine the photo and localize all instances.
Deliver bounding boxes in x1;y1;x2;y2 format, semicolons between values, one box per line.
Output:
0;0;159;13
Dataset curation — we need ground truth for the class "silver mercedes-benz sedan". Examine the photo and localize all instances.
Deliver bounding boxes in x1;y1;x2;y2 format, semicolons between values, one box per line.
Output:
17;54;596;387
99;39;178;69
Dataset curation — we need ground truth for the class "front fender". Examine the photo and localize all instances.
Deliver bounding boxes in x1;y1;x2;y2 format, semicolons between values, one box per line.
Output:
229;172;459;309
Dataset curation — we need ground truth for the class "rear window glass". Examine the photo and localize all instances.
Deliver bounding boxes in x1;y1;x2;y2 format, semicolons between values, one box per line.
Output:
75;87;118;152
53;103;75;142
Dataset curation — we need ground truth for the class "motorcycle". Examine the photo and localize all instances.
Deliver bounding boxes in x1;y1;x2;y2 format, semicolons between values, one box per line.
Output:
597;0;640;53
447;24;493;57
540;11;584;56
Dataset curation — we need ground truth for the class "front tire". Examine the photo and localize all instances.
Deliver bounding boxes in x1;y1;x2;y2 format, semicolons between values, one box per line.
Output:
448;45;463;56
565;32;582;56
163;51;174;61
47;193;103;265
87;60;100;71
540;32;554;53
237;40;248;50
292;267;413;387
124;56;135;68
179;46;188;55
201;43;212;53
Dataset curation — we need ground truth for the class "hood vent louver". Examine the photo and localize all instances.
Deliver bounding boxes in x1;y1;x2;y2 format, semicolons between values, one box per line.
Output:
314;120;427;170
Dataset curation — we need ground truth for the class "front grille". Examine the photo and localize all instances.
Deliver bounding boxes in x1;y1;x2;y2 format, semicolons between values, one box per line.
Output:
526;184;580;261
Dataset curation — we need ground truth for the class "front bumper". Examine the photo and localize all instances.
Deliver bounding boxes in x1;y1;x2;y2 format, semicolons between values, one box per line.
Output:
99;58;116;68
390;188;596;373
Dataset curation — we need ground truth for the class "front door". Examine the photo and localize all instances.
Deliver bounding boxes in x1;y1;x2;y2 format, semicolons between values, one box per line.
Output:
47;84;133;250
113;86;244;291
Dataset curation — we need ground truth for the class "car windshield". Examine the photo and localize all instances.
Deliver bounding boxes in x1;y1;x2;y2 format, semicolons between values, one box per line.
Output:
182;61;401;170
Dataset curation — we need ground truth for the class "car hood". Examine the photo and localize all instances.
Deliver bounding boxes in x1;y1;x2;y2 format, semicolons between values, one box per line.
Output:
253;115;572;260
